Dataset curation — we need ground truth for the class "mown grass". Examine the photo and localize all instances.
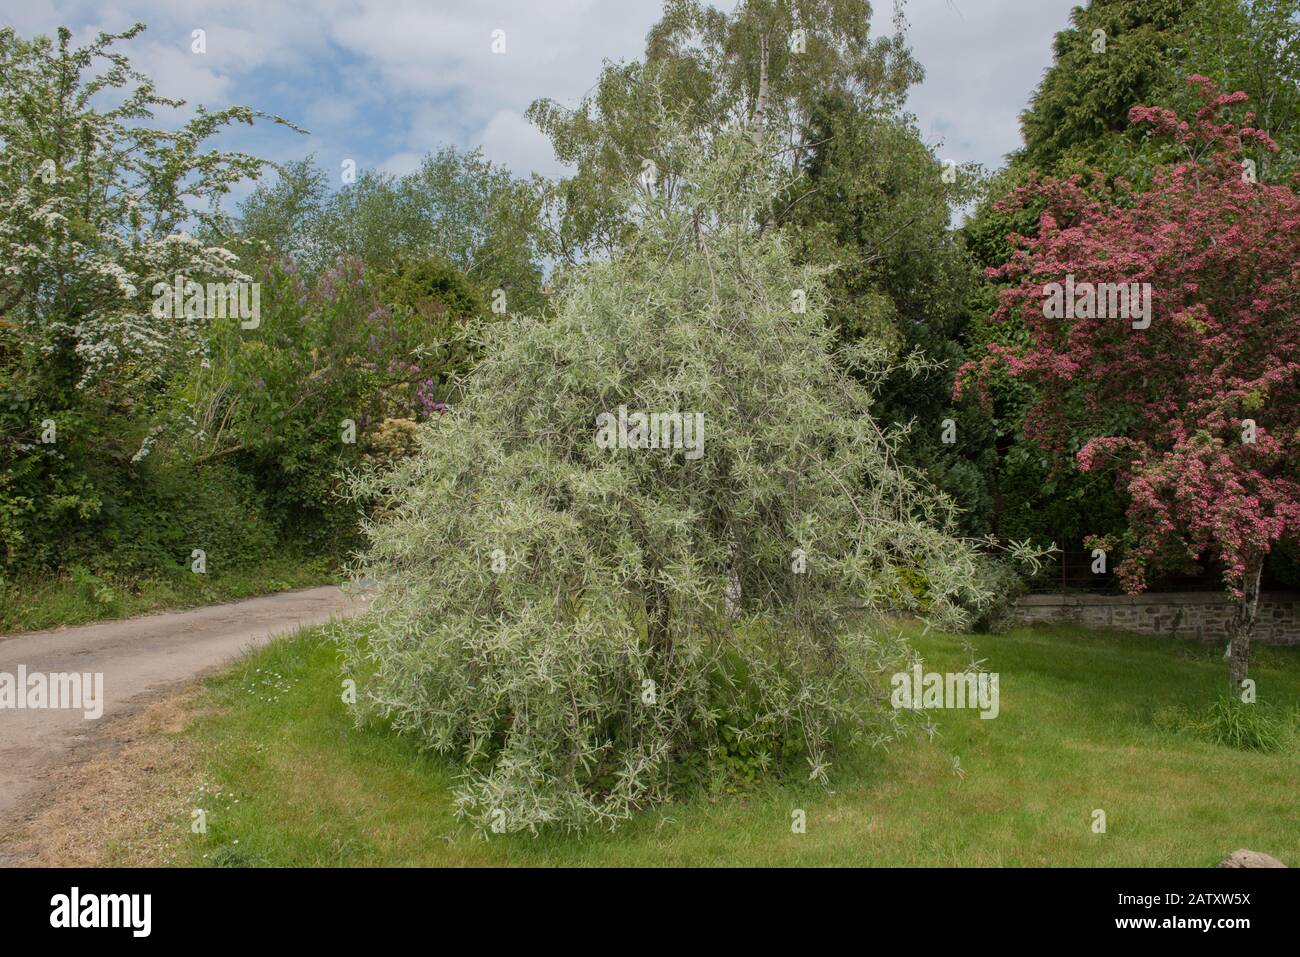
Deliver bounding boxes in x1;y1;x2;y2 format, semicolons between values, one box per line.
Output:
0;554;340;634
135;623;1299;867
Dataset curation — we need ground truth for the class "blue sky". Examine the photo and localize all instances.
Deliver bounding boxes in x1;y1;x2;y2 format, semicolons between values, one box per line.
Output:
2;0;1081;201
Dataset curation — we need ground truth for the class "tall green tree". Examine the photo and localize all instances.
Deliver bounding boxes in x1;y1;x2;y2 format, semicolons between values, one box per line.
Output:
1157;0;1300;181
785;94;992;533
234;147;547;316
1016;0;1194;172
528;0;921;264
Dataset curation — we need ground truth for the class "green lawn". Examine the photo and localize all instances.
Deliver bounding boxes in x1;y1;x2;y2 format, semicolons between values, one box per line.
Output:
143;622;1299;867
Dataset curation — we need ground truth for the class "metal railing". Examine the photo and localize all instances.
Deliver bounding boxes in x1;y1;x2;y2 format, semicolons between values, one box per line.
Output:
1023;549;1230;595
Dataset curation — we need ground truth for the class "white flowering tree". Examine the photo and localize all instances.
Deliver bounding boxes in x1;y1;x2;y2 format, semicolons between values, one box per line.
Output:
340;127;1012;833
0;23;297;393
0;23;297;567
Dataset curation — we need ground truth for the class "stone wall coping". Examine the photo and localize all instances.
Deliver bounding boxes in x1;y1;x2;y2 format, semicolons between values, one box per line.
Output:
1019;591;1300;607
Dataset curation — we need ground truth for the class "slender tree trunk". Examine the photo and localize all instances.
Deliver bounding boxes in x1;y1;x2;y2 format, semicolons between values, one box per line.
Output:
1228;557;1263;691
723;527;742;621
752;32;769;148
724;556;741;620
646;575;672;664
625;494;672;662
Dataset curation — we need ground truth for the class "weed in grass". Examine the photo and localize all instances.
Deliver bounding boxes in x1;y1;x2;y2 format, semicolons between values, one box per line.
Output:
1203;696;1286;752
69;565;123;616
206;844;269;867
1153;696;1291;752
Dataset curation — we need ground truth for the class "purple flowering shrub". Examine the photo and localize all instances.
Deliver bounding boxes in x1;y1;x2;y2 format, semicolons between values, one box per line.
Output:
182;253;478;543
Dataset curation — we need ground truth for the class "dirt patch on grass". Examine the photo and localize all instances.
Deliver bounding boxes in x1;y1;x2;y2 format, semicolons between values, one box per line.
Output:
0;689;211;867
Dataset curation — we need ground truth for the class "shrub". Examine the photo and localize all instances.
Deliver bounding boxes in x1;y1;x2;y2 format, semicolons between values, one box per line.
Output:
968;557;1028;634
96;457;277;577
374;256;489;394
338;130;997;833
178;255;459;552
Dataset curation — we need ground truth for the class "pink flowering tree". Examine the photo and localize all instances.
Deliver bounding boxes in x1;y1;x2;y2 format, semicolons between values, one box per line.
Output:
957;77;1300;688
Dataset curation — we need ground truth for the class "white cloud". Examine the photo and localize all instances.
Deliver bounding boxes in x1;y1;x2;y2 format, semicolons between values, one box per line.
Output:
478;109;561;177
881;0;1078;169
378;150;423;177
135;40;233;108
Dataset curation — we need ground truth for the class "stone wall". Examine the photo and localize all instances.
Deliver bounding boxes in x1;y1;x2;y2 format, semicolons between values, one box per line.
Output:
1015;592;1300;646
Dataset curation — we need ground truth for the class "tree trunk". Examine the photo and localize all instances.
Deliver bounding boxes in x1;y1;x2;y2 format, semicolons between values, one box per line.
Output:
724;560;741;620
646;575;672;665
723;531;742;621
752;32;769;148
1228;557;1263;691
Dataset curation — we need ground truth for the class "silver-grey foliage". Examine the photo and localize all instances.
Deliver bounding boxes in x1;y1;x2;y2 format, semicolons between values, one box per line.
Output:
338;130;1003;833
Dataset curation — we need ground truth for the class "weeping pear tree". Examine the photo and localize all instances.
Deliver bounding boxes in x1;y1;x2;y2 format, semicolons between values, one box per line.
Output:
339;126;1001;834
